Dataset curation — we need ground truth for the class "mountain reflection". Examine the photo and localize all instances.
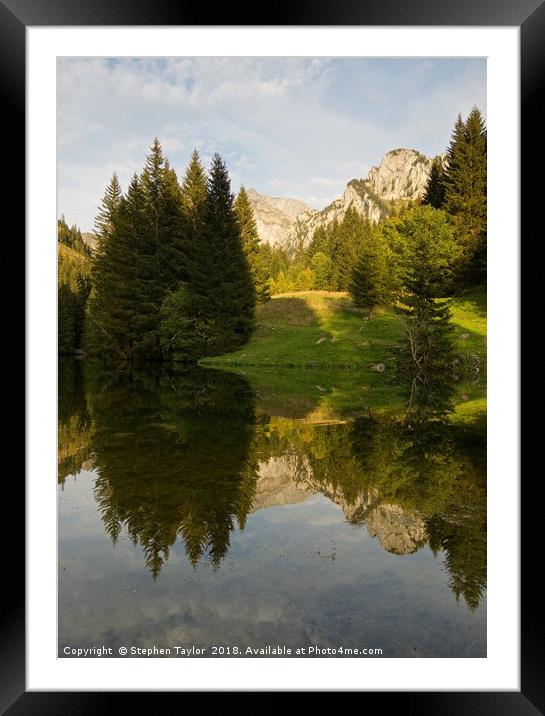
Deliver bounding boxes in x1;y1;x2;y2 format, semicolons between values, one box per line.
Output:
58;359;486;607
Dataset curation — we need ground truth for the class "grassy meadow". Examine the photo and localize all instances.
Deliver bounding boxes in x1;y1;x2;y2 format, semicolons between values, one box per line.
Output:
202;289;487;420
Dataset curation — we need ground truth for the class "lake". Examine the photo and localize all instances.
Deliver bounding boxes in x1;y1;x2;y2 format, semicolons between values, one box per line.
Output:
58;359;486;658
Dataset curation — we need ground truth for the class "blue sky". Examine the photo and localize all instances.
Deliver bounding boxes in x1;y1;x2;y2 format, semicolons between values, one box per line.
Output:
57;57;486;232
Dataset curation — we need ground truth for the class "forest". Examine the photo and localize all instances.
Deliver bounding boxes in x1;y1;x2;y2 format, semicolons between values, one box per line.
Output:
58;107;486;387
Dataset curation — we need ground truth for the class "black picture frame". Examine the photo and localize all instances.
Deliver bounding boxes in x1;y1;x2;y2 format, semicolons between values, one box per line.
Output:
8;0;536;708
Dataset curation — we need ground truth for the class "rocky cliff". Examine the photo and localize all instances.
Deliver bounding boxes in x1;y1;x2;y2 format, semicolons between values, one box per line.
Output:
250;148;438;252
246;188;311;248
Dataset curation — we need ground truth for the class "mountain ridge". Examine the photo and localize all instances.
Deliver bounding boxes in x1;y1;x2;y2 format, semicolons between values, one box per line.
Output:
248;148;440;251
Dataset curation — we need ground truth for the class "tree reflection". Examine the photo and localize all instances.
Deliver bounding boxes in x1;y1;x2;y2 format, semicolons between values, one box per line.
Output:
87;365;258;576
58;359;486;607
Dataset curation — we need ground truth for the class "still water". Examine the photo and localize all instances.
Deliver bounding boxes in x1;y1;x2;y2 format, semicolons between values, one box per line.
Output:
59;360;486;658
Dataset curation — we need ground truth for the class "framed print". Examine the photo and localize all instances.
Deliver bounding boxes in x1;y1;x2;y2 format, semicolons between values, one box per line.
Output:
9;0;537;708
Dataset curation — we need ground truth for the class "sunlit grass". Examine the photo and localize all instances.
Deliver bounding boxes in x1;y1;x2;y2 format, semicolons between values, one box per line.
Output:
201;288;487;420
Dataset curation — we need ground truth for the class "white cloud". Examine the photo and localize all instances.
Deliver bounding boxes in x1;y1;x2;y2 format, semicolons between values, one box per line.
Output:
57;57;486;230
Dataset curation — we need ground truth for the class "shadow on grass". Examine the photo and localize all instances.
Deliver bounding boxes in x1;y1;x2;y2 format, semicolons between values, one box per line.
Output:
256;296;319;328
453;288;487;319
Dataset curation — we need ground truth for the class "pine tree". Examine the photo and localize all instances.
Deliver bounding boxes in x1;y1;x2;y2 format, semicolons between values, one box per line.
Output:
235;186;271;303
336;208;365;290
94;172;122;246
349;229;388;312
422;156;446;208
160;154;255;359
179;149;208;285
443;108;487;285
394;207;460;406
311;251;333;290
181;149;208;221
90;174;161;358
156;159;187;291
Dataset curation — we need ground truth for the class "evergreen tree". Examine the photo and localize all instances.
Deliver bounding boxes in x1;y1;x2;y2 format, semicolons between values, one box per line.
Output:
90;174;161;358
160;153;255;359
235;186;271;303
159;161;187;291
94;172;122;246
349;228;388;312
181;149;208;221
336;208;366;290
311;251;333;290
422;156;446;208
141;139;186;293
393;207;461;398
443;108;487;285
89;140;190;358
178;149;208;285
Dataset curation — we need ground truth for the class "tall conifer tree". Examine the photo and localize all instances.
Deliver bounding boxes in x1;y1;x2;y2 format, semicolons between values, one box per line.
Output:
94;172;122;246
160;154;255;359
235;186;271;303
422;156;446;208
90;174;161;358
179;149;208;281
443;108;487;285
349;228;388;312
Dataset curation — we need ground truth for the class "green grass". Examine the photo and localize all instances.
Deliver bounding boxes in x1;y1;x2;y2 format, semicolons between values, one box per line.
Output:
203;291;403;369
202;289;487;420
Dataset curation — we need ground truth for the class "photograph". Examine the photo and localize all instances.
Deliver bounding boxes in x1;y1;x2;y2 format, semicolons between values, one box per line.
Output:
56;55;488;660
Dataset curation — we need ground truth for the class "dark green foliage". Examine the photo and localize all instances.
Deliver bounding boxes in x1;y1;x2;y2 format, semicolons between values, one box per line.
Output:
235;186;271;303
349;226;388;311
90;140;185;358
159;154;256;359
90;173;163;358
154;160;187;291
88;143;256;361
422;156;446;208
93;172;122;246
181;149;208;225
84;366;258;572
443;107;487;285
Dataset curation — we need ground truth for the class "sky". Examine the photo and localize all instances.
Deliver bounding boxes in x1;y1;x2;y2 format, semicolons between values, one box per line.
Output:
57;57;486;232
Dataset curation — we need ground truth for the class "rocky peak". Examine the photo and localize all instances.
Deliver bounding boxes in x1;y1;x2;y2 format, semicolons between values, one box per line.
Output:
366;148;434;201
248;147;438;252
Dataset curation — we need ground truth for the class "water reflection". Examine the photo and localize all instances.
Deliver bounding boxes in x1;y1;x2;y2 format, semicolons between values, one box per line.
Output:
59;359;486;609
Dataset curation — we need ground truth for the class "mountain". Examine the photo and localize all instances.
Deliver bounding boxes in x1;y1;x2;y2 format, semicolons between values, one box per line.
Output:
251;455;428;555
82;232;98;252
249;148;439;252
246;188;311;247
